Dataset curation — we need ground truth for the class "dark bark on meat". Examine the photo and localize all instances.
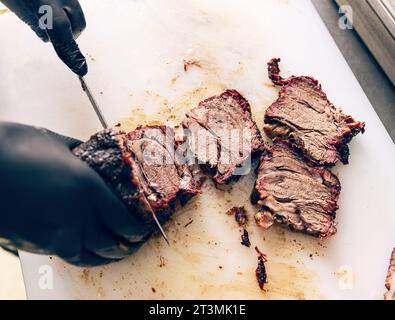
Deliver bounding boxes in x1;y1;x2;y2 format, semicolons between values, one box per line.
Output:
265;58;365;167
385;248;395;300
183;90;264;185
72;129;147;229
226;206;248;227
236;208;248;227
73;126;201;230
241;229;251;247
255;246;268;290
252;141;340;238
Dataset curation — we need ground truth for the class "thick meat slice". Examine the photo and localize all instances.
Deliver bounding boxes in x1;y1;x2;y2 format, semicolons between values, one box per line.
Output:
183;89;264;185
73;126;200;228
251;142;340;238
385;248;395;300
265;58;365;167
124;126;200;219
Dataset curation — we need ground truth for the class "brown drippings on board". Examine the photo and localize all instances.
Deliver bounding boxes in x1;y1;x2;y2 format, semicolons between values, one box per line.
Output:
117;81;226;133
183;59;202;72
81;269;91;284
170;74;180;85
159;256;167;268
184;220;194;228
87;53;96;62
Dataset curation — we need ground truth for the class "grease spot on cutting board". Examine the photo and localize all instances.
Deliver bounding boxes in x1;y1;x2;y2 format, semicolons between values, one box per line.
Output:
117;81;226;131
47;45;328;299
117;45;255;133
0;8;10;15
55;178;323;299
49;143;328;300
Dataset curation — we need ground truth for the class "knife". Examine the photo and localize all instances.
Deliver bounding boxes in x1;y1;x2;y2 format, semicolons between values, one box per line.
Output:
78;76;170;245
79;76;108;129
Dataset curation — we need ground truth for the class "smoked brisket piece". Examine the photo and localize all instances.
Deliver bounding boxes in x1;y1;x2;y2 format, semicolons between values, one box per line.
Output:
265;58;365;167
183;90;264;185
73;126;200;228
251;142;340;238
385;248;395;300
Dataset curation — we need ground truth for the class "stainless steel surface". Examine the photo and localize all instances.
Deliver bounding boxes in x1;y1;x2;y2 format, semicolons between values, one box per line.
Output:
313;0;395;142
79;76;109;129
335;0;395;86
78;77;170;244
368;0;395;36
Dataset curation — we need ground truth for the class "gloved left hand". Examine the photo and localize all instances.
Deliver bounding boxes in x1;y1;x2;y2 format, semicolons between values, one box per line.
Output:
1;0;88;76
0;122;152;266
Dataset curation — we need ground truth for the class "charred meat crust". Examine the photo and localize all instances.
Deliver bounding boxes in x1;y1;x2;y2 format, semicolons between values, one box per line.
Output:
226;206;248;227
72;129;128;184
255;246;268;290
72;129;143;220
265;58;365;167
252;141;341;238
73;126;200;229
183;89;264;185
241;229;251;247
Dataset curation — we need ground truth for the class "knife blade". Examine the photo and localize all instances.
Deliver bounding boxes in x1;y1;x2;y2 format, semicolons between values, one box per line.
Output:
78;76;170;245
79;76;108;129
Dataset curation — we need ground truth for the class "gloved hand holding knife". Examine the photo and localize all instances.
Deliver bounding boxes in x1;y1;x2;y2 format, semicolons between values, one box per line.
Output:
2;0;88;76
0;122;152;266
0;1;165;266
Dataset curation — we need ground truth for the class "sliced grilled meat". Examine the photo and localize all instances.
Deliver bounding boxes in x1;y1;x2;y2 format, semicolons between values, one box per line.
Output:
124;126;200;222
73;126;200;229
183;90;264;185
251;142;340;238
265;58;365;167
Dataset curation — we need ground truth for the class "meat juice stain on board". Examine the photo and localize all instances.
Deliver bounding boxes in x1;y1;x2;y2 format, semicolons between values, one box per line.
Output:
49;57;326;299
59;141;323;299
48;165;324;299
0;8;10;15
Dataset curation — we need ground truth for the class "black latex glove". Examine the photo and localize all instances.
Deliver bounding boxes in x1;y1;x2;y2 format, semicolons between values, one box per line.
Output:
0;122;152;266
2;0;88;76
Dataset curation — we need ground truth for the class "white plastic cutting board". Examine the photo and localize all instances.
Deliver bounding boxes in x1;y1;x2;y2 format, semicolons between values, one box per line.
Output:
1;0;394;300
